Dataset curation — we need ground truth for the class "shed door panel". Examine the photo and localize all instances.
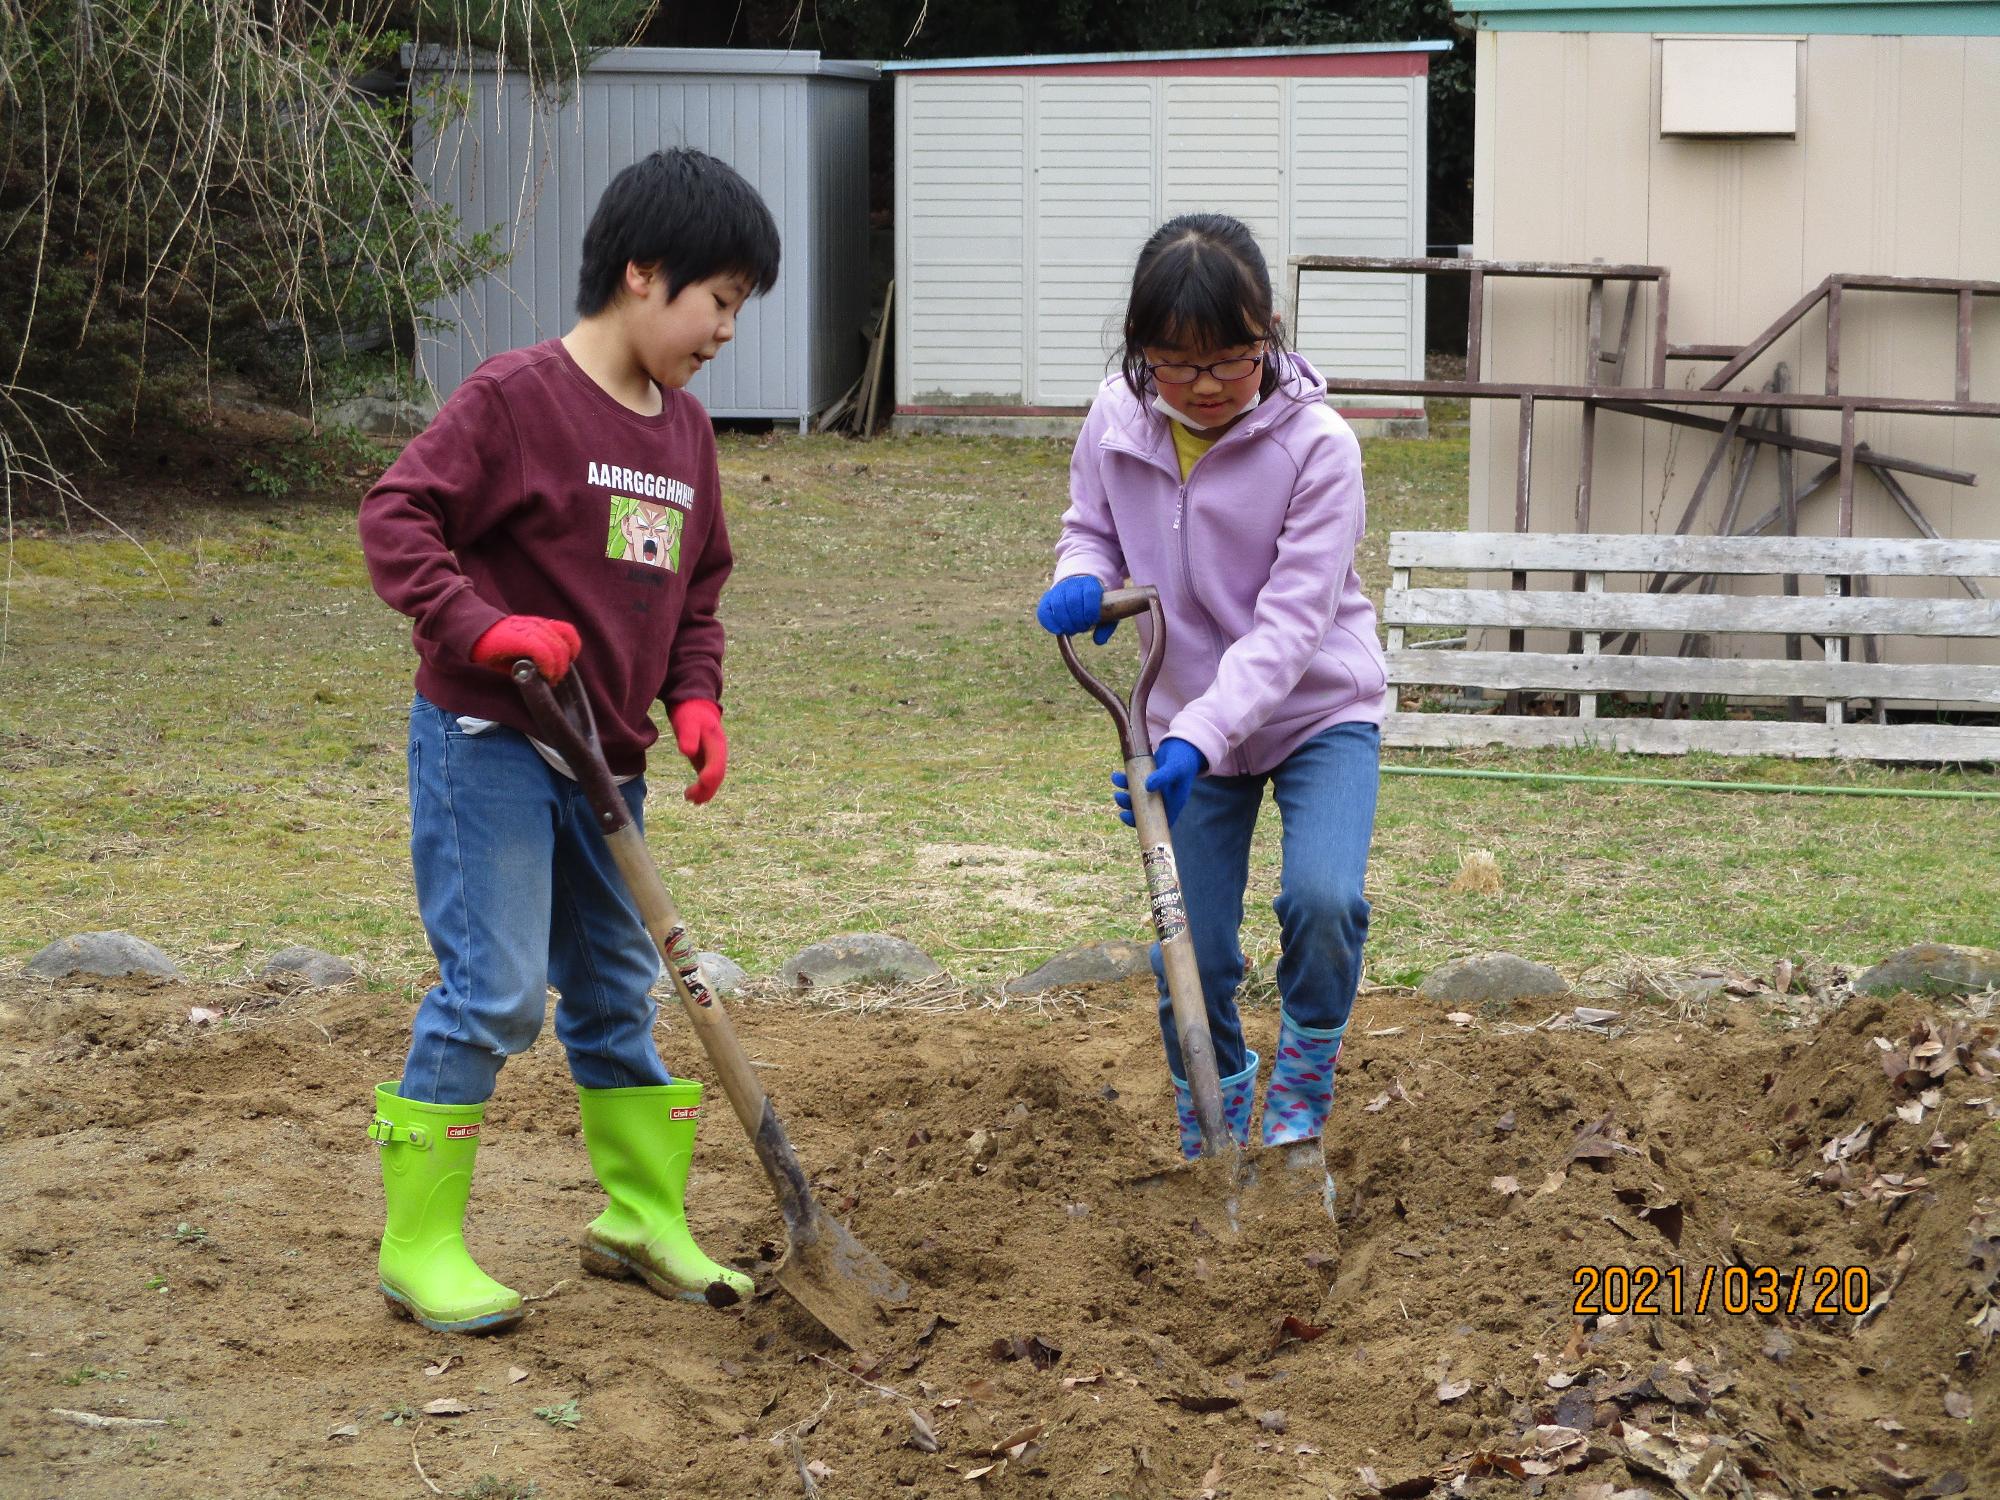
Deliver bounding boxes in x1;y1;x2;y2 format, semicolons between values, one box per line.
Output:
1161;80;1287;266
904;81;1030;401
1033;81;1156;404
1290;78;1421;386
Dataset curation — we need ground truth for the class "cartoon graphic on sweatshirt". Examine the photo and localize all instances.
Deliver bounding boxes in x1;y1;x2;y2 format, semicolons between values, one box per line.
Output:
607;496;685;572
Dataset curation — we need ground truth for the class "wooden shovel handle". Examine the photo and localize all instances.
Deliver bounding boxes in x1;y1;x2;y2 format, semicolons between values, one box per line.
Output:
1051;592;1233;1164
512;665;827;1239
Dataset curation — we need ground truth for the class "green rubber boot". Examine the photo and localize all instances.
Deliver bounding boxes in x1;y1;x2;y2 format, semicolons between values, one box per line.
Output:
369;1083;524;1334
576;1082;754;1307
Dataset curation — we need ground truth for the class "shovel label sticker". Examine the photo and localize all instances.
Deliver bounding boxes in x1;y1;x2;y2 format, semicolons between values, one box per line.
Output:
1142;843;1188;944
664;926;714;1007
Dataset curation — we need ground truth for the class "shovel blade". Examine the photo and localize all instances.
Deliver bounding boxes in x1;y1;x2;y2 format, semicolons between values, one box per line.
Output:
774;1207;912;1350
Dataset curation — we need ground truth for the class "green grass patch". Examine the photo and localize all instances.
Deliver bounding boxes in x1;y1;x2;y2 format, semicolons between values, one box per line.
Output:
3;428;1993;994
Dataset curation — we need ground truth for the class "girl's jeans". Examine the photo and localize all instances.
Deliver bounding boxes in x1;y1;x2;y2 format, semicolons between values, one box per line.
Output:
1151;721;1380;1079
398;695;671;1105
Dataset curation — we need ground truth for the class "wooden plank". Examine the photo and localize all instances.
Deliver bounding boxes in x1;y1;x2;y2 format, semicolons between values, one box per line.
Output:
1384;587;2000;638
1382;712;2000;762
1385;649;2000;703
1387;531;2000;578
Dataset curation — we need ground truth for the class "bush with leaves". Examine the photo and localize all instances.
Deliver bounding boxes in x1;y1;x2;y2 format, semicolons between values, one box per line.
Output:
0;0;652;517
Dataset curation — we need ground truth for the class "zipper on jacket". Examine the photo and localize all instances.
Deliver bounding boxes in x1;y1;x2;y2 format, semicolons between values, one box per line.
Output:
1175;479;1235;774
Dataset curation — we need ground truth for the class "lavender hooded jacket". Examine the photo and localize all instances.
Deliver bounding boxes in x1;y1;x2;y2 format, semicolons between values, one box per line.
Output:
1054;353;1388;778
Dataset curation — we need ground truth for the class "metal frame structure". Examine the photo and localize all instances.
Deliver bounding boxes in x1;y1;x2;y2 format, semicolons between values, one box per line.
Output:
1291;255;2000;724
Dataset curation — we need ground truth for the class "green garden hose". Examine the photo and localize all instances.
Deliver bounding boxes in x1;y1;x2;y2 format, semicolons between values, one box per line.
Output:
1381;765;2000;801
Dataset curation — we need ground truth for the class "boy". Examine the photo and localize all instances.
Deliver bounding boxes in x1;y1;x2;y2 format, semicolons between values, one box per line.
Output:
356;148;778;1334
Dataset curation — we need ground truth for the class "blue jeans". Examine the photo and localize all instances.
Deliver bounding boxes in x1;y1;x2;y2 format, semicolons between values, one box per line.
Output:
399;695;670;1105
1151;722;1379;1079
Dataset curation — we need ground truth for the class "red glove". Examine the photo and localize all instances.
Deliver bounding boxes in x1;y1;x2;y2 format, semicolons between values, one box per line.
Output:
668;699;727;804
470;615;582;680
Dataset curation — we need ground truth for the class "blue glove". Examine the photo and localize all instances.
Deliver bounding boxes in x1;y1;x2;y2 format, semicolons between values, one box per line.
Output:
1112;737;1207;828
1035;576;1117;645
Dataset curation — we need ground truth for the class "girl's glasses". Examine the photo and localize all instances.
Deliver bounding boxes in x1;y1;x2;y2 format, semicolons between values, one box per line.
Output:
1146;350;1264;385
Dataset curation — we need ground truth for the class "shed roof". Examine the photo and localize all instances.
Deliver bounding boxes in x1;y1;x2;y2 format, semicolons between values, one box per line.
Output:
406;45;879;81
882;41;1453;75
1449;0;2000;33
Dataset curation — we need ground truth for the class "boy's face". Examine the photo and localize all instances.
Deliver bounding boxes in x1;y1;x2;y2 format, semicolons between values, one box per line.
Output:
624;266;754;390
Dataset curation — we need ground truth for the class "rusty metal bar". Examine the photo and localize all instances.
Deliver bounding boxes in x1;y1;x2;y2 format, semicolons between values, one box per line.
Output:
1776;382;1805;719
1959;288;1975;404
1659;404;1748;561
1587;277;1604;384
1467;270;1485;381
1589;400;1976;485
1292;254;1668;281
1318;378;2000;419
1868;460;1988;601
1839;405;1858;537
1667;403;1774;714
1510;395;1535;693
1829;273;2000;295
1515;394;1536;532
1610;283;1638;385
1853;573;1887;723
1652;272;1670;388
1826;280;1842;397
1667;344;1745;360
1701;277;1831;391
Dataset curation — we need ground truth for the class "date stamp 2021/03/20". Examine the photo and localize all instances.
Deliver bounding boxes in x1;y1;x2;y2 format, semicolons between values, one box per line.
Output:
1573;1264;1874;1318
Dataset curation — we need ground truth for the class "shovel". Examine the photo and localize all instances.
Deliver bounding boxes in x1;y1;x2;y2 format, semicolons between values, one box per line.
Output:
514;662;911;1348
1056;586;1335;1226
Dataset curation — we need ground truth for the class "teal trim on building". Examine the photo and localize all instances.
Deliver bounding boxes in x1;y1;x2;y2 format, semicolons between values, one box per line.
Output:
1452;0;2000;31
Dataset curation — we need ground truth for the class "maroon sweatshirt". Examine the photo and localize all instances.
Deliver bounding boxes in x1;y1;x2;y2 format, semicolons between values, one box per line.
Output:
358;340;732;777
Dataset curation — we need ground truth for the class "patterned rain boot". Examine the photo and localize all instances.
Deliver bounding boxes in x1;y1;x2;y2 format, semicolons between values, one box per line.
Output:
369;1083;524;1334
576;1082;754;1307
1261;1013;1347;1147
1169;1050;1260;1160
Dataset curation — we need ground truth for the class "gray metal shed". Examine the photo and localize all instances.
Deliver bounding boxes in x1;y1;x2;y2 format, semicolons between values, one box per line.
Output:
411;47;877;426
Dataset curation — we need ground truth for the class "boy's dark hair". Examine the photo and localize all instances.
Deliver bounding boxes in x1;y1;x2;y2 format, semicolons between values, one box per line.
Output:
575;148;781;316
1118;213;1293;401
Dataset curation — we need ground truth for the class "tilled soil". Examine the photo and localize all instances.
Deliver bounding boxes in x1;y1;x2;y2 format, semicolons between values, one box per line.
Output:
1;972;1995;1500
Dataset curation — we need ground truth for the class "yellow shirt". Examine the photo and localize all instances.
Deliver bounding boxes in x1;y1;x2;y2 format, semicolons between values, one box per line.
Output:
1169;419;1221;480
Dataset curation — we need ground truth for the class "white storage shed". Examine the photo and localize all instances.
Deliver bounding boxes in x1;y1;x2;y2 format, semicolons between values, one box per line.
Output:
887;43;1449;436
412;47;877;427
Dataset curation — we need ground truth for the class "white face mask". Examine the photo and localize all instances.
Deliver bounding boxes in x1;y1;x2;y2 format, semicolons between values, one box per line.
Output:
1152;388;1261;431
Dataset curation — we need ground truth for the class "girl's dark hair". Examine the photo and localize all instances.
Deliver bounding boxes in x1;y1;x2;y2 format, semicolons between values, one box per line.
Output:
575;148;781;316
1119;213;1293;401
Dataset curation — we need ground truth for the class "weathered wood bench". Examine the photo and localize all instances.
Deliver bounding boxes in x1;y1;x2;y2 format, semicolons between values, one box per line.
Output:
1382;531;2000;760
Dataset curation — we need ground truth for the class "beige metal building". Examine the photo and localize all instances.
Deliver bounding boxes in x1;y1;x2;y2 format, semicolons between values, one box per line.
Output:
1452;0;2000;669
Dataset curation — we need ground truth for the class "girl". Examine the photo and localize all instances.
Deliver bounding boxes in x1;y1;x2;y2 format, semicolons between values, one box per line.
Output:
1035;213;1388;1160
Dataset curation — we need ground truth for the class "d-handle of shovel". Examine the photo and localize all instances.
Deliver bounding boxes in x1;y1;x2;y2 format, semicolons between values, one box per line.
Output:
1055;585;1165;764
1054;589;1236;1169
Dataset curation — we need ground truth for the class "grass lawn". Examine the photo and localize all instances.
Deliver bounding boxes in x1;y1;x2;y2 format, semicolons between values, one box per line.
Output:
2;424;1994;997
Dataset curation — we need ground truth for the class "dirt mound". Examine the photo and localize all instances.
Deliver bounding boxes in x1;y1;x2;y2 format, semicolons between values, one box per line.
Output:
0;975;1994;1499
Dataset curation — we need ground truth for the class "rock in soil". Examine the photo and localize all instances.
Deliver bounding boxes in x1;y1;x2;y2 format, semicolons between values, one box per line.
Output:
22;931;182;982
259;946;358;989
1856;942;2000;998
777;932;943;988
1003;939;1151;996
1417;951;1569;1004
696;951;747;998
